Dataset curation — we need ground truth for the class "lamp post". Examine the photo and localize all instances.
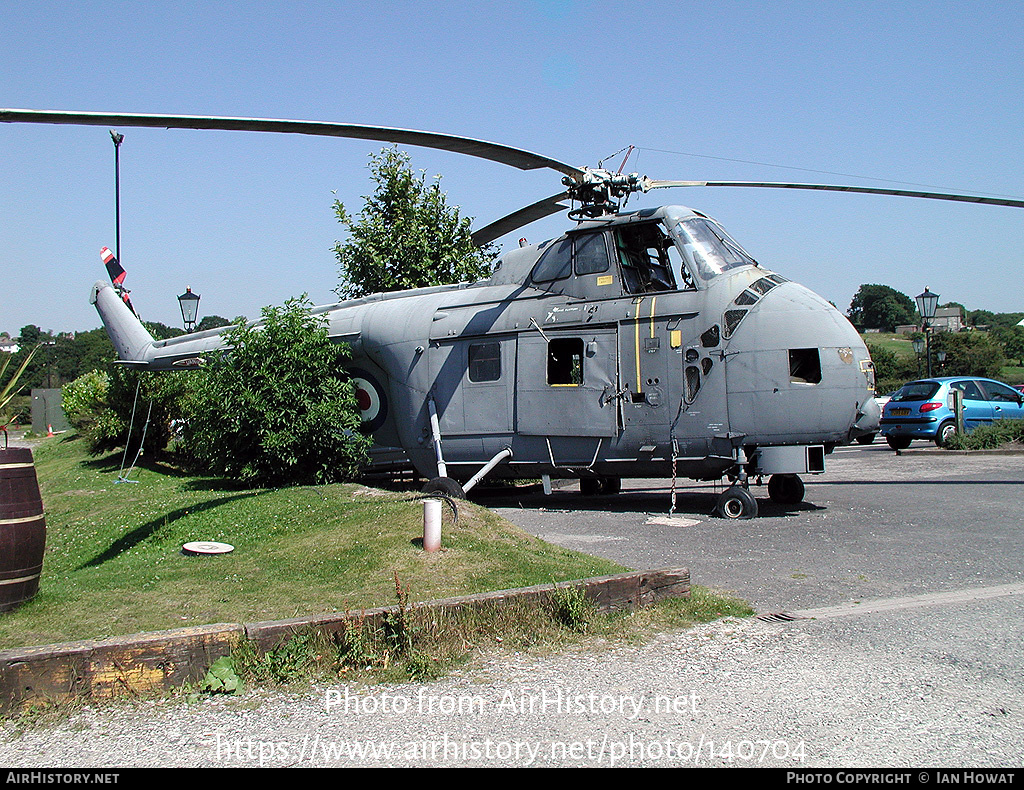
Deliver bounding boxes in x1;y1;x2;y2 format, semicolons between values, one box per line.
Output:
178;288;201;332
915;287;939;378
912;337;925;378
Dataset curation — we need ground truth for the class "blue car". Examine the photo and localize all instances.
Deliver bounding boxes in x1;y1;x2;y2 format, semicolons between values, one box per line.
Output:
879;376;1024;450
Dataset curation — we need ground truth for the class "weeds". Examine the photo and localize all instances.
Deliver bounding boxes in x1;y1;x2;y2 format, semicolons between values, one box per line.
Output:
212;580;752;692
199;656;242;694
550;584;594;633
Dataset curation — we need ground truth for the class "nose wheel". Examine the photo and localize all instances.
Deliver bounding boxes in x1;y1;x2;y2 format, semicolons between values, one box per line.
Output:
716;486;758;519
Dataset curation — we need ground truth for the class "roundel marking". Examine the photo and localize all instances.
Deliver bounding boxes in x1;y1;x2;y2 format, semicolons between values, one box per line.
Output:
349;368;388;433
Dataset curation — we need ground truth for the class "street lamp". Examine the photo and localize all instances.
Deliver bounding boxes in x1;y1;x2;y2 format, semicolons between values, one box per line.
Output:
912;336;925;377
110;131;123;266
178;287;201;332
915;287;939;378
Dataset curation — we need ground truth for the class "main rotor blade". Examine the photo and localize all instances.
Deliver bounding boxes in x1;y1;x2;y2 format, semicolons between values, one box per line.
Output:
0;108;584;178
643;179;1024;209
471;192;571;246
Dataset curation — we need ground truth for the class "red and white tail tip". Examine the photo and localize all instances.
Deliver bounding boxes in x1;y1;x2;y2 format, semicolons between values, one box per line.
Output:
100;246;126;285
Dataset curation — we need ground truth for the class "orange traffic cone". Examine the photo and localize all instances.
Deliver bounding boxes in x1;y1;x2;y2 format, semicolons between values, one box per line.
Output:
47;424;54;437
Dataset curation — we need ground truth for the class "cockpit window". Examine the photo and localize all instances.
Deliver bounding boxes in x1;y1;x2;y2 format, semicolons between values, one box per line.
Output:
673;218;757;280
573;232;610;275
615;222;696;293
531;238;572;283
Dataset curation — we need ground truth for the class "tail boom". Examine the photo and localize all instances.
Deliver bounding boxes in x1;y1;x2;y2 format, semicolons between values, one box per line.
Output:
90;281;229;369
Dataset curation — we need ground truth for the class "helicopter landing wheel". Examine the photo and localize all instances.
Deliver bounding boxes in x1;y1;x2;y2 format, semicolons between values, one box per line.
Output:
716;486;758;520
767;474;805;505
579;476;621;496
422;476;466;499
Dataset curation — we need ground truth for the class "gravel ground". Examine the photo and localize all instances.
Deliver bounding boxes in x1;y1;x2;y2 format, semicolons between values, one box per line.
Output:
3;437;1021;768
2;613;1021;768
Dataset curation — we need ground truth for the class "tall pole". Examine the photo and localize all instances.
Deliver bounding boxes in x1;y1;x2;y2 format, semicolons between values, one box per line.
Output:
110;131;124;264
925;324;933;378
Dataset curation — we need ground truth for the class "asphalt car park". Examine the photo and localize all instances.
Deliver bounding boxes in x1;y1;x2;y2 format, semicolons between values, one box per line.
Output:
485;442;1024;614
484;444;1024;760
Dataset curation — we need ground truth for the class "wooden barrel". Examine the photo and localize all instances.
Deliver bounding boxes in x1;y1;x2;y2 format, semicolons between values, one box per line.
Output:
0;448;46;612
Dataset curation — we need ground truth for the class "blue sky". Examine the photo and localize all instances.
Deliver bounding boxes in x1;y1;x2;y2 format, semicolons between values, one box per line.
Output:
3;0;1024;334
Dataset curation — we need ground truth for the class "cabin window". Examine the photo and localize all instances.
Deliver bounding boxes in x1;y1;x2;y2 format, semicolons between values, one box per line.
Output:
468;342;501;382
573;232;610;275
789;348;822;384
531;238;572;282
547;338;584;386
723;309;747;338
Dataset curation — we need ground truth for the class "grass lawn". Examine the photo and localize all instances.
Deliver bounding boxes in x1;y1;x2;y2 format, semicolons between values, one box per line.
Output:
862;332;916;357
0;435;630;650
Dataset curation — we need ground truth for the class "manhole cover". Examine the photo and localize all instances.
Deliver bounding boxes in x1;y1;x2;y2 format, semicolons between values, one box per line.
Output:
757;612;804;623
182;541;235;556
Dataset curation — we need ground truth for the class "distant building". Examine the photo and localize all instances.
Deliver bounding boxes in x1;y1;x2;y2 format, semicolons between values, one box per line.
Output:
930;307;964;332
0;335;19;354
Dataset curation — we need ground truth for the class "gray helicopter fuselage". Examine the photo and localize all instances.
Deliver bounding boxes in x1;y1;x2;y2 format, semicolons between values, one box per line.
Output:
91;205;879;486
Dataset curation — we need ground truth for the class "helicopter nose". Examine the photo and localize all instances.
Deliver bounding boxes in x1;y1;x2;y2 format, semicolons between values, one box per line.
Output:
722;280;877;444
853;393;882;435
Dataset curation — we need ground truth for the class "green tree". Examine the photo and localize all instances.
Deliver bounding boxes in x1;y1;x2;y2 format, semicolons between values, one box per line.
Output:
144;321;186;340
181;296;370;486
196;315;232;331
930;332;1005;378
866;342;919;393
333;147;498;299
991;325;1024;367
989;312;1024;329
848;284;917;331
17;325;43;347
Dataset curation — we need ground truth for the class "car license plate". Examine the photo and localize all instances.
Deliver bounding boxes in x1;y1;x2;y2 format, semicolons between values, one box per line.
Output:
890;407;911;416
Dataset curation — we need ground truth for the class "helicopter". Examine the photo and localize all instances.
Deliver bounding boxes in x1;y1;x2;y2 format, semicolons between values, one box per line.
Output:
5;109;1024;519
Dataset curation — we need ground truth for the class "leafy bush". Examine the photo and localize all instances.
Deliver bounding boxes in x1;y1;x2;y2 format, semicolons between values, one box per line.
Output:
61;369;111;434
866;342;918;396
62;367;189;456
180;295;370;486
944;419;1024;450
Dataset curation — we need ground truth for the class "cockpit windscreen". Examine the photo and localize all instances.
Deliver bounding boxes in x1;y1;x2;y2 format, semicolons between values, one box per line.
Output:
673;217;757;279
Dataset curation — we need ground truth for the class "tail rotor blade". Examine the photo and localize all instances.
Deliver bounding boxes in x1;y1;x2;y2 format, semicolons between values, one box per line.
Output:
100;246;126;285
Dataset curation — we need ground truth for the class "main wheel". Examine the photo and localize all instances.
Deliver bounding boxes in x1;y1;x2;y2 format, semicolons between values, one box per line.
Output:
855;433;876;445
935;420;957;448
580;476;621;496
422;476;466;499
716;486;758;519
767;474;805;505
886;435;912;451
